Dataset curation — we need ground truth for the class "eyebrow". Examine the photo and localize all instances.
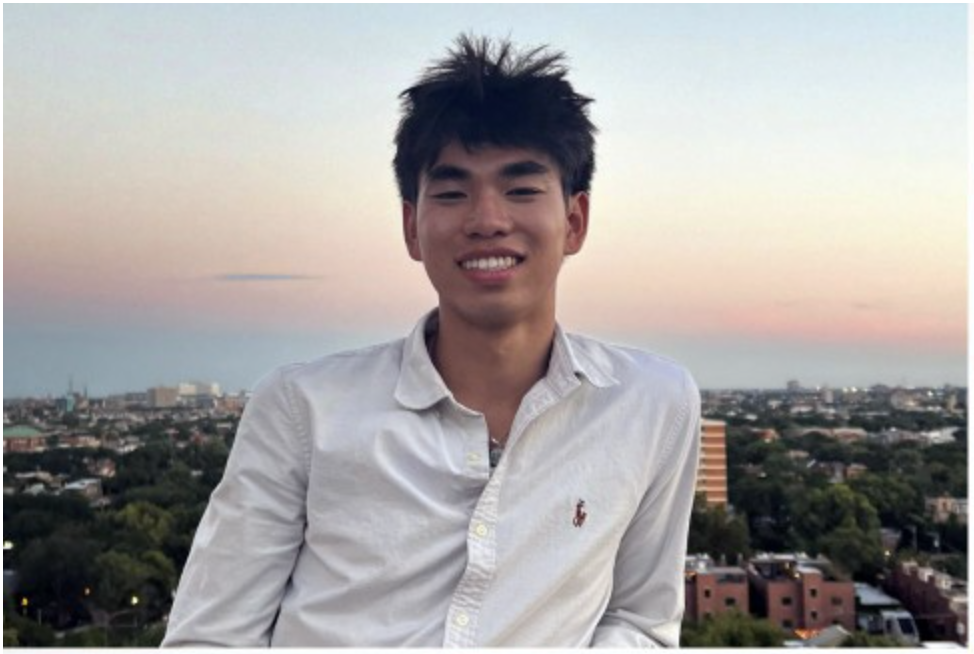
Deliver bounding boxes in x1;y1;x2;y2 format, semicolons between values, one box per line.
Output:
499;160;551;179
425;159;552;183
426;164;469;183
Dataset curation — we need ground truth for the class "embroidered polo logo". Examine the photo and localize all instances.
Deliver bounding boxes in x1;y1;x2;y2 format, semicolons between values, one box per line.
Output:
573;499;587;528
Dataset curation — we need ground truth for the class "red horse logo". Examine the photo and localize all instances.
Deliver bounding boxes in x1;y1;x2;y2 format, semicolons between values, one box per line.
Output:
573;499;587;528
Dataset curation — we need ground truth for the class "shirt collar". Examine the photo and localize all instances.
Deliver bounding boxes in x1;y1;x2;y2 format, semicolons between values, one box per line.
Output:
394;310;618;412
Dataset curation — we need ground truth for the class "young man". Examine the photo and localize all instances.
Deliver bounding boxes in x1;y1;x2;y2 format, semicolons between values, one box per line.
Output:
163;35;700;648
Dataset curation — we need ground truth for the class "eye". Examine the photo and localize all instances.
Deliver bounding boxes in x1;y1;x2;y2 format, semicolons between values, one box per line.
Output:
507;187;543;197
431;191;466;201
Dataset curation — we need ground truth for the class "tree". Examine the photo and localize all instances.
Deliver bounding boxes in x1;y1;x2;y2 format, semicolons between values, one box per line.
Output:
681;611;786;647
791;484;883;580
113;501;174;551
15;528;101;627
818;525;885;581
92;551;154;612
848;473;923;530
687;495;751;564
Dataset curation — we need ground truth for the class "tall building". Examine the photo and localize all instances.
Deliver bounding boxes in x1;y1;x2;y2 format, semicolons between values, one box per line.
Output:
696;419;728;507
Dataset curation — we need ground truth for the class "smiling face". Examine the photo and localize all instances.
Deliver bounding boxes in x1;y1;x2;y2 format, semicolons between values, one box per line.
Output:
403;141;589;332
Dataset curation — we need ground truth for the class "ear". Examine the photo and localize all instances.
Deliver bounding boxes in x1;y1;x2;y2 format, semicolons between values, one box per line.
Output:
563;192;590;256
402;201;423;262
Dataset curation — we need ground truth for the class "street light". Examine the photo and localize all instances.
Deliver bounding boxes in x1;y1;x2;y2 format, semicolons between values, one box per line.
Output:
130;595;139;607
3;541;13;550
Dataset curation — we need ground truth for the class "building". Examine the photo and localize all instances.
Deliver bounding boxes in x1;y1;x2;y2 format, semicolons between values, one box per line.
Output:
926;496;968;525
147;386;179;409
62;478;103;502
747;553;855;635
684;555;749;622
696;419;728;507
854;582;920;646
3;425;48;453
886;561;968;645
59;433;101;449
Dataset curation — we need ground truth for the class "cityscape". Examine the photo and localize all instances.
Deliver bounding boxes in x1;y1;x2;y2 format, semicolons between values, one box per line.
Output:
3;377;968;647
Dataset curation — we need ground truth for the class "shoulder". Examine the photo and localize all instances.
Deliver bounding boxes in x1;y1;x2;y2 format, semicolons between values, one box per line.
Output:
250;338;406;404
566;332;698;403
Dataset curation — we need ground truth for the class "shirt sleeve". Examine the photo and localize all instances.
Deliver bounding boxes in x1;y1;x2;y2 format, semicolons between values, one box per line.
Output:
162;366;310;647
590;370;701;648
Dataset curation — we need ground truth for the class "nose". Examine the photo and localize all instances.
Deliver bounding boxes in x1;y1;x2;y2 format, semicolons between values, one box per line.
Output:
464;190;512;238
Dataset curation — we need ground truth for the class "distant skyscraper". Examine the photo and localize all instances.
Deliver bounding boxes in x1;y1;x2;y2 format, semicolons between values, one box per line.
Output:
787;380;802;393
697;419;728;507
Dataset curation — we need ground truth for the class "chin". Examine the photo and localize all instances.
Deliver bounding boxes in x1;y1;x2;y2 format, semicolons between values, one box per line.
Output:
444;299;545;332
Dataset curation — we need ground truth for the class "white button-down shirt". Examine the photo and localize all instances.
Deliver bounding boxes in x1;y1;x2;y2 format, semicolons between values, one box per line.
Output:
163;312;701;648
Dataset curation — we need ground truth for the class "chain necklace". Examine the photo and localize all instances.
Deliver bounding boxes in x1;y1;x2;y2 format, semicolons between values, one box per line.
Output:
489;435;505;469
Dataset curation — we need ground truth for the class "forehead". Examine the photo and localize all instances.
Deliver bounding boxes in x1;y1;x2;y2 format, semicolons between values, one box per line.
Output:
427;141;558;177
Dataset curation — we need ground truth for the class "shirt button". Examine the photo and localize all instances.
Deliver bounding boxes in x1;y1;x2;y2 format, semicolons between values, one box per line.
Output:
473;523;489;537
455;612;470;627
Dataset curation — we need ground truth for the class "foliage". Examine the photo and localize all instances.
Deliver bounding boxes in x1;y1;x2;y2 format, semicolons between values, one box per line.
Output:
687;494;751;564
790;484;884;580
15;527;102;627
848;473;924;529
681;611;786;647
3;608;57;646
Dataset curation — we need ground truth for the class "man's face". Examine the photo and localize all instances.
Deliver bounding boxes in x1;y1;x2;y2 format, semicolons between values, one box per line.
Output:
403;141;589;330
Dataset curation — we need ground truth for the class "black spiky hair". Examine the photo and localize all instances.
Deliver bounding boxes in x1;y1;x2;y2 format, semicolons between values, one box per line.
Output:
393;34;597;203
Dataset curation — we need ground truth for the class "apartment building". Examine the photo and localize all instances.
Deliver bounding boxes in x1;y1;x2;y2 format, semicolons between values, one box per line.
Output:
747;553;855;634
886;560;968;645
696;419;728;507
684;554;749;621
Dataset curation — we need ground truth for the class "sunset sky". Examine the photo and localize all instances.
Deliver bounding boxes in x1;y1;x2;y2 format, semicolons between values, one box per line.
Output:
4;4;968;396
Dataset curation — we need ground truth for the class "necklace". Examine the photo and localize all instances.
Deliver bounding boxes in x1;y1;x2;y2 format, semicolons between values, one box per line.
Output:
489;435;505;469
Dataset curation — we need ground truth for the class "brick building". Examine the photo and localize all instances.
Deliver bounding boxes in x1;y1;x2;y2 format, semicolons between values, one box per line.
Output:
886;561;968;645
684;554;749;621
747;554;855;634
2;425;48;453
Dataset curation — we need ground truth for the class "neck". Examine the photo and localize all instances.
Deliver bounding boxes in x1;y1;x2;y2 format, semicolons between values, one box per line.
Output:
432;310;555;416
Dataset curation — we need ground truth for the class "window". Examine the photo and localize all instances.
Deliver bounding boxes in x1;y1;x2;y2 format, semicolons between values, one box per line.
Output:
783;620;793;629
725;597;736;607
811;610;818;621
703;589;712;599
809;588;818;598
782;596;793;606
831;597;843;606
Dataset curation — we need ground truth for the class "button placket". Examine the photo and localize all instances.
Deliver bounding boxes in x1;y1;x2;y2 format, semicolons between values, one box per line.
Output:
444;383;574;647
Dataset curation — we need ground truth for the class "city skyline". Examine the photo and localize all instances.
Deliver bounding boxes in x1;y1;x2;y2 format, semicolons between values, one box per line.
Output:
4;4;968;397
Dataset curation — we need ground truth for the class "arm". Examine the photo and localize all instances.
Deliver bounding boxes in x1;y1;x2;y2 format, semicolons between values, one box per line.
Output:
162;366;310;647
590;372;701;648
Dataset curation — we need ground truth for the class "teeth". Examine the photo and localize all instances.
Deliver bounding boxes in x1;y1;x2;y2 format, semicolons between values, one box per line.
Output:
462;256;519;271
